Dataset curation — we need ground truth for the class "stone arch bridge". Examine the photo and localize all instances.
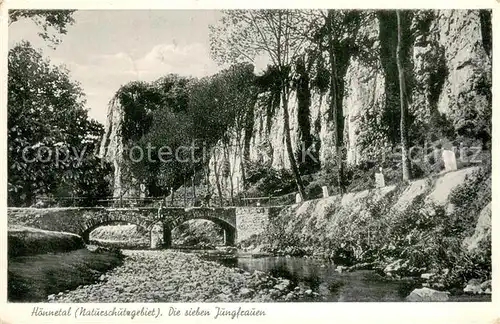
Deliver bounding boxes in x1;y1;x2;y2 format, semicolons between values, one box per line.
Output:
8;206;282;248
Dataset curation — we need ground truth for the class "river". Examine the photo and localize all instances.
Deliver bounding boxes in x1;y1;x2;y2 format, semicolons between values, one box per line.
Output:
214;255;415;302
198;252;491;302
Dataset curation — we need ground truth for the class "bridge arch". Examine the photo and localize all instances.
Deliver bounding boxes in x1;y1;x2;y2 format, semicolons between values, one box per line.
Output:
80;220;152;244
77;209;158;244
167;216;236;247
159;207;237;247
8;206;263;249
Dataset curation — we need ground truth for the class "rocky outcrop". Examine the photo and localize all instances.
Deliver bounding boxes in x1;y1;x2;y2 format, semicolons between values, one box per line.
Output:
99;97;125;198
435;10;491;126
99;97;145;199
97;11;490;199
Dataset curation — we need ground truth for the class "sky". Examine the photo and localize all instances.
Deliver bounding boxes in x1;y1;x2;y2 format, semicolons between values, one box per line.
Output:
9;10;267;125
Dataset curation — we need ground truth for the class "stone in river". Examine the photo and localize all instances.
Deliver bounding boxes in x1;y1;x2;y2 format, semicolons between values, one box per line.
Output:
273;279;290;292
239;287;254;298
285;292;295;301
463;279;483;294
406;288;450;302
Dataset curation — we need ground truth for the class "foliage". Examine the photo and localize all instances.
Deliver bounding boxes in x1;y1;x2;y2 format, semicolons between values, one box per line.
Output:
8;42;111;206
379;169;491;287
188;63;256;146
245;161;298;197
111;65;257;197
9;10;76;48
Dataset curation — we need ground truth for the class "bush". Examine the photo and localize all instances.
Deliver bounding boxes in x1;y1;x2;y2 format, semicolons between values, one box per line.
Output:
377;167;491;287
245;162;299;197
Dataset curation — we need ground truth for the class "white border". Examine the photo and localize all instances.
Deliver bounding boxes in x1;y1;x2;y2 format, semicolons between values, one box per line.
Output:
0;1;498;323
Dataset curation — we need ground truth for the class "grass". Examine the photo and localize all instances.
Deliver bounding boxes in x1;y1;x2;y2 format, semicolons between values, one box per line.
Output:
8;248;124;302
8;226;85;258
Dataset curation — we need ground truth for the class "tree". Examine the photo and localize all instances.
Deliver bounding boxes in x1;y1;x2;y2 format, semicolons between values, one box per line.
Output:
210;10;313;200
112;75;194;197
327;10;344;193
396;11;411;182
8;42;110;206
9;10;76;48
298;10;364;192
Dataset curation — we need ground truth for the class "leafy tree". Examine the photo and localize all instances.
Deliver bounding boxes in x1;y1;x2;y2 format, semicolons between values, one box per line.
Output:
210;10;314;200
8;42;110;206
9;10;76;48
112;75;194;197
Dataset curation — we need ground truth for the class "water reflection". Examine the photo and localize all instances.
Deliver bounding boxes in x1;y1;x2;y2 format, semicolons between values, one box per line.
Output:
222;256;415;302
199;253;489;302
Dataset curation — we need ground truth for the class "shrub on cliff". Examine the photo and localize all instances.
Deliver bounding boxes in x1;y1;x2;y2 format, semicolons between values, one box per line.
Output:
323;167;491;286
245;162;299;197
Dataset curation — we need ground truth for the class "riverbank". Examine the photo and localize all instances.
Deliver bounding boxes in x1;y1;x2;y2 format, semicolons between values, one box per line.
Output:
237;166;492;296
48;250;319;303
8;246;125;302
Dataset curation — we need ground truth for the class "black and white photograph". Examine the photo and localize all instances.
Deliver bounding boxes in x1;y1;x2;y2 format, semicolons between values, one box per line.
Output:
3;5;494;310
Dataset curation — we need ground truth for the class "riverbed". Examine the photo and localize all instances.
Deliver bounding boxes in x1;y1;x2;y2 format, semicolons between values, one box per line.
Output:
48;249;490;303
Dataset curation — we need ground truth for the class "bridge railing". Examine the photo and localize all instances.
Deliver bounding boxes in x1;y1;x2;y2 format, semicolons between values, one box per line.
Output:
30;192;294;208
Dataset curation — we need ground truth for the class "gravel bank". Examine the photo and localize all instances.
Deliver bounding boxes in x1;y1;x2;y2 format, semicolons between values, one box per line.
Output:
48;250;319;303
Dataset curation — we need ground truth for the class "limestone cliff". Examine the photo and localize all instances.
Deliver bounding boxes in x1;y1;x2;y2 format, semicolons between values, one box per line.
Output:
99;97;143;199
98;10;491;199
208;9;491;197
99;97;125;198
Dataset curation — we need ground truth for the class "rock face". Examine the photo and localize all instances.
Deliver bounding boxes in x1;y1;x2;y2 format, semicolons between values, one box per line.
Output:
434;10;491;125
207;9;491;197
99;97;125;198
99;97;144;199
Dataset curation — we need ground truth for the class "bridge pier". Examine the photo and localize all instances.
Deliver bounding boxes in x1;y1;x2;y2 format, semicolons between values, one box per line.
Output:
81;231;90;244
162;223;172;249
150;222;172;249
223;228;235;246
